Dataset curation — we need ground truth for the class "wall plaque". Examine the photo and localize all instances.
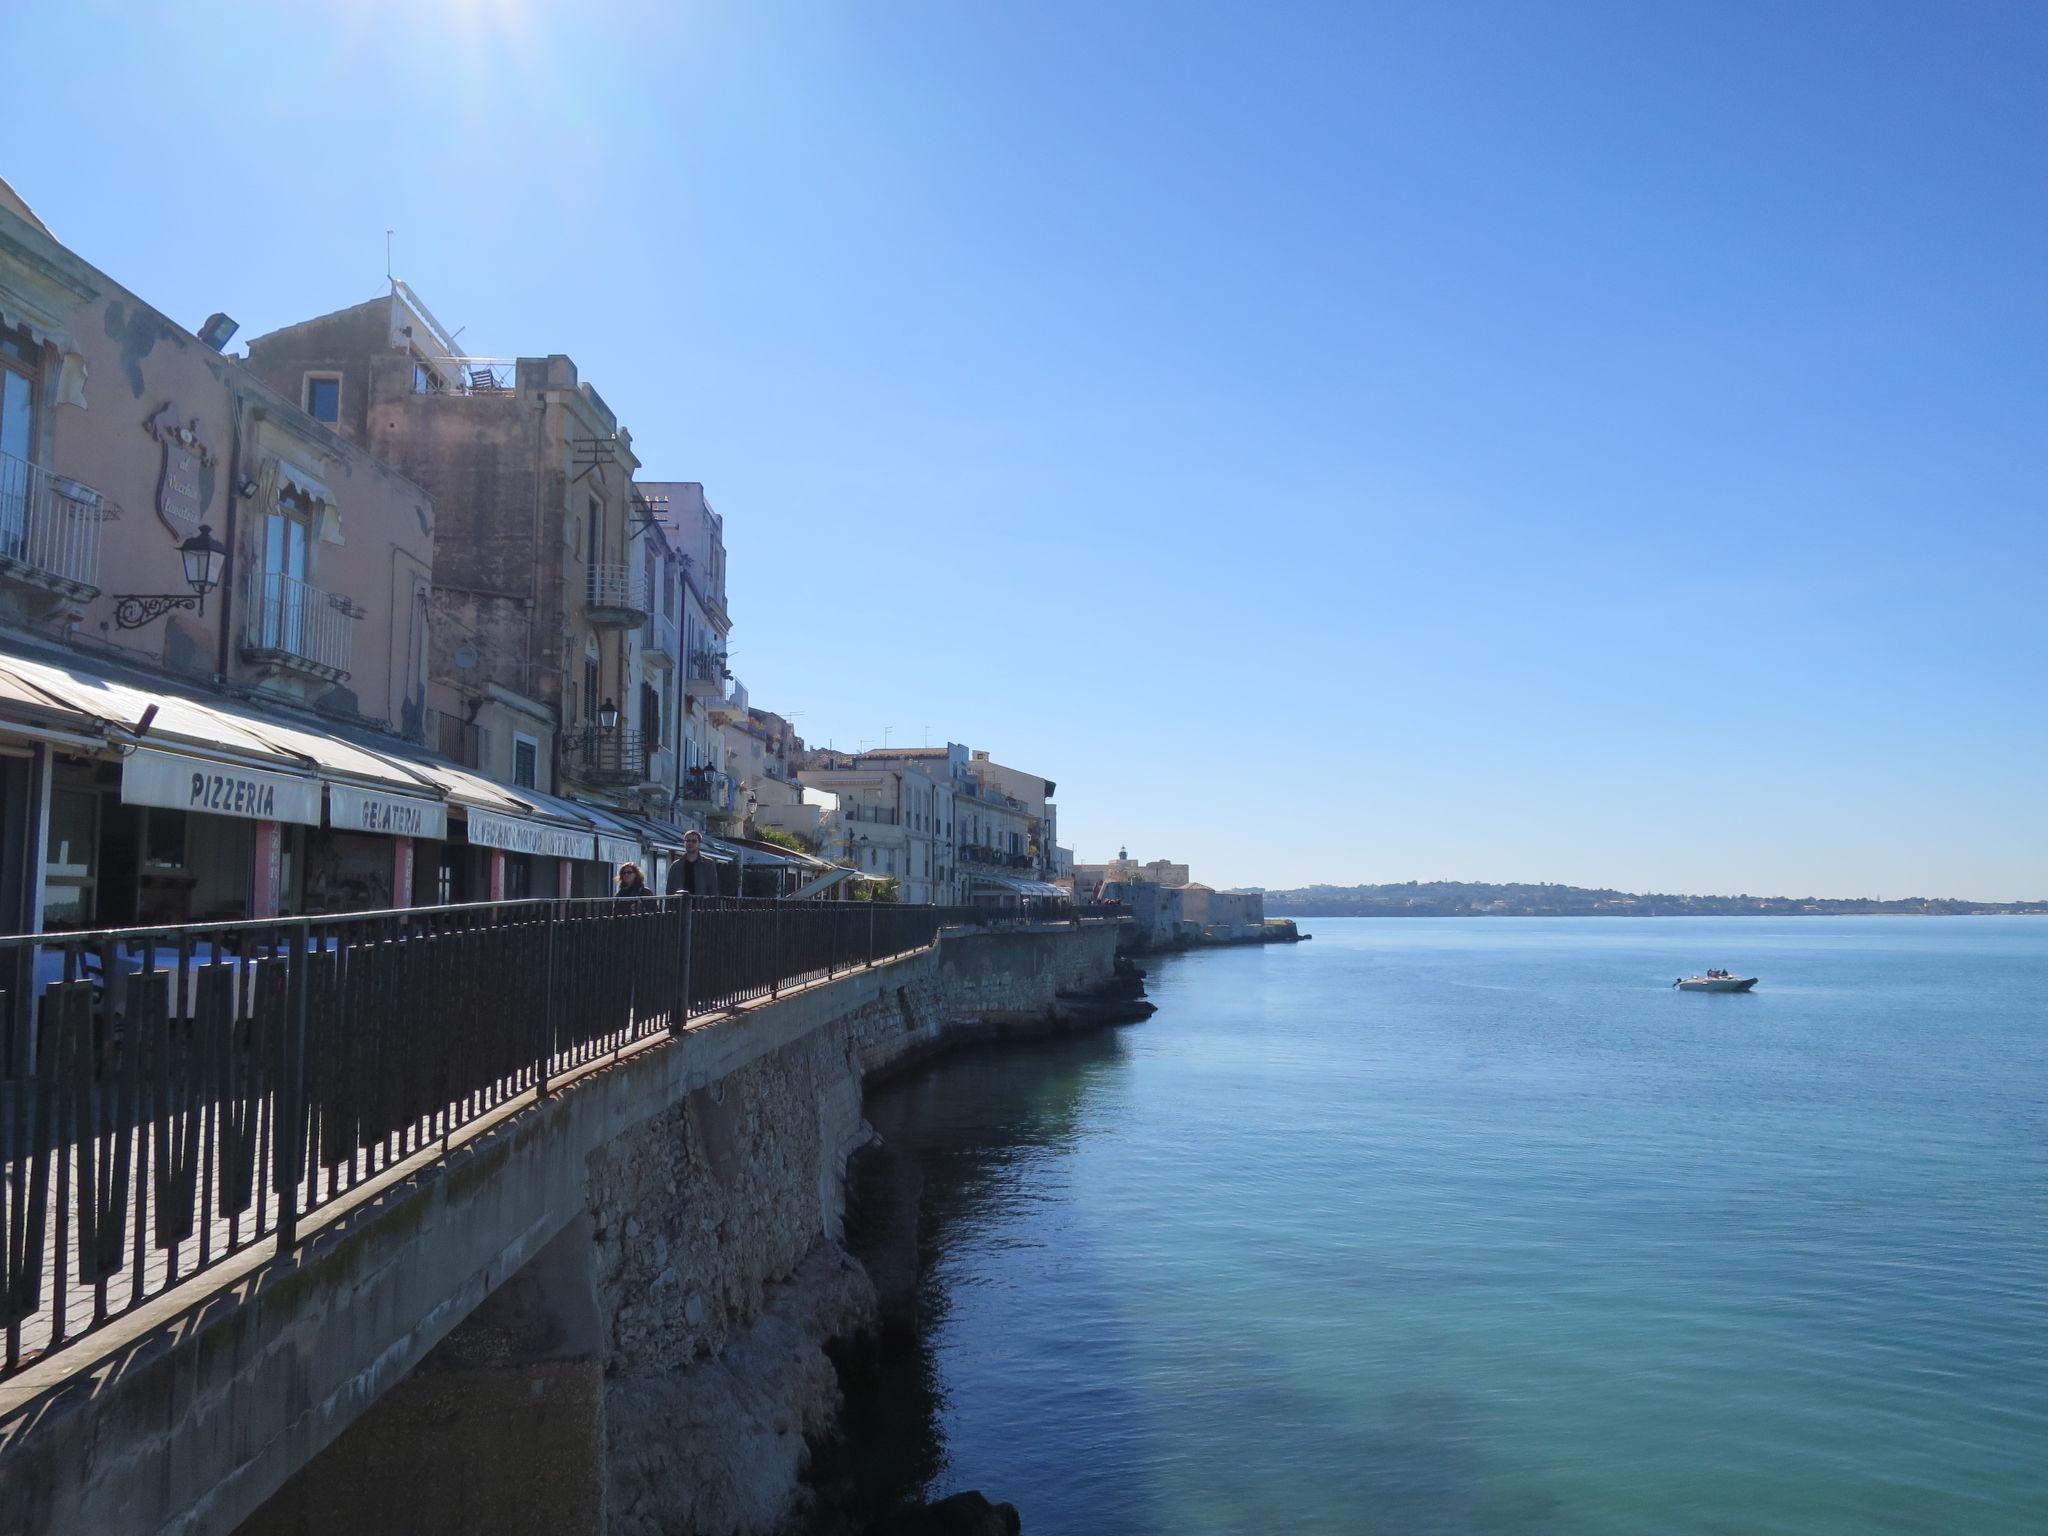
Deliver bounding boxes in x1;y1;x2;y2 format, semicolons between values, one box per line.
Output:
144;402;215;537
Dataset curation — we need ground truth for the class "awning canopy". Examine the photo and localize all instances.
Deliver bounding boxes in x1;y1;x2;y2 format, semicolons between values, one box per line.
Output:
510;788;648;865
0;652;448;834
973;873;1068;899
274;461;333;506
708;836;809;870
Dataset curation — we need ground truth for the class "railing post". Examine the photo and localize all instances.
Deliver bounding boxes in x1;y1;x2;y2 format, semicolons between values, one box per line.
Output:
276;917;311;1252
678;897;693;1032
538;899;559;1098
868;902;877;966
770;901;782;998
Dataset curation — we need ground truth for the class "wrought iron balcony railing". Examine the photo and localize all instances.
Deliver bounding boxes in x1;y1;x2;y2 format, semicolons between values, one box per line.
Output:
683;647;727;696
585;562;647;621
678;766;732;807
0;449;103;596
561;726;650;785
242;571;353;679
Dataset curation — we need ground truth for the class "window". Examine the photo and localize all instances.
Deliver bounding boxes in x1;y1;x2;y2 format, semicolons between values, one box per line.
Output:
258;493;313;653
586;497;601;570
304;374;341;423
1;327;39;559
144;809;188;870
1;325;37;464
512;733;539;789
584;657;600;721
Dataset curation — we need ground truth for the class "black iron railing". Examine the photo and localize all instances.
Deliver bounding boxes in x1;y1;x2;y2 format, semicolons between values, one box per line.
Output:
0;895;1116;1377
561;725;651;782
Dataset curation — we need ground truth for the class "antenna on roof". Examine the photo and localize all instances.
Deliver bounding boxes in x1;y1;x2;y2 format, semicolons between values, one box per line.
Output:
386;229;394;284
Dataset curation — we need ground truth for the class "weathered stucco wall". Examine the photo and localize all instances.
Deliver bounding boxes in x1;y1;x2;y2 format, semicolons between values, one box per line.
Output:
0;922;1124;1536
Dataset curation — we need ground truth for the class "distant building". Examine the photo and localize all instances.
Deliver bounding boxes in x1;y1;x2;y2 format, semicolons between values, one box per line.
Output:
1179;883;1267;939
244;284;662;826
795;760;949;904
641;482;733;825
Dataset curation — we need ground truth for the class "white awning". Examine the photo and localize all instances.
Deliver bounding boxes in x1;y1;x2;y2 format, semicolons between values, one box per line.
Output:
0;653;294;762
461;808;595;862
274;461;333;506
123;746;322;826
0;653;456;839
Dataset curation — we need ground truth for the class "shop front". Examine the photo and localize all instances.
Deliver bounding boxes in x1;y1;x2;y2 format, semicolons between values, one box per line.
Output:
458;806;596;902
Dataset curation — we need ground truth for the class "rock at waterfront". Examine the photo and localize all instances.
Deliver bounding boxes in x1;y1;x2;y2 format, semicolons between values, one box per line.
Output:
844;1135;925;1340
865;1490;1022;1536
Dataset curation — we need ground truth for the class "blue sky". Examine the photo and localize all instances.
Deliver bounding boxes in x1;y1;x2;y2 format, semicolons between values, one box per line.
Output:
11;2;2044;897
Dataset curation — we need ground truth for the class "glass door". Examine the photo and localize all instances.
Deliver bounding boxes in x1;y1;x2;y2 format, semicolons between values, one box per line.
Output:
261;508;309;653
0;329;38;559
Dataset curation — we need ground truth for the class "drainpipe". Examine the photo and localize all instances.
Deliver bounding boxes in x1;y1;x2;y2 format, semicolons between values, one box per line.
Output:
213;391;247;682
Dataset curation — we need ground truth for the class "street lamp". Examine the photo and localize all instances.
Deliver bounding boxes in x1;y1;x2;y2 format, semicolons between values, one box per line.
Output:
113;524;230;629
597;696;621;732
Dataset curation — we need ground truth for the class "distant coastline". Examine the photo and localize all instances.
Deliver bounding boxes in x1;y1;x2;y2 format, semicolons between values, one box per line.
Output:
1259;881;2048;919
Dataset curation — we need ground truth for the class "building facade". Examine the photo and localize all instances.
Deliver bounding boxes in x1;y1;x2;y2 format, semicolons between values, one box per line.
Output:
640;482;733;827
244;284;665;818
0;194;454;931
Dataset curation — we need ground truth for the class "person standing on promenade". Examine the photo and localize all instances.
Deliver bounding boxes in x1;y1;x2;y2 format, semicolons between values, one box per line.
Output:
614;862;650;898
665;829;718;897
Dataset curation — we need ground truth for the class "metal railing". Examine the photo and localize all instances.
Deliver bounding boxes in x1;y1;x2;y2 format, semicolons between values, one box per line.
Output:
679;766;730;806
561;725;649;783
643;609;679;661
843;805;900;826
959;844;1033;870
684;648;726;693
586;562;646;615
243;571;354;677
0;450;103;594
410;359;518;396
0;894;1125;1377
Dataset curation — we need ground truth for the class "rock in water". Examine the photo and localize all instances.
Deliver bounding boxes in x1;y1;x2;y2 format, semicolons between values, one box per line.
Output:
865;1491;1021;1535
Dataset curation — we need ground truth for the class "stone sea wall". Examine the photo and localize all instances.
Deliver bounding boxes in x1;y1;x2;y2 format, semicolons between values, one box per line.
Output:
232;920;1129;1536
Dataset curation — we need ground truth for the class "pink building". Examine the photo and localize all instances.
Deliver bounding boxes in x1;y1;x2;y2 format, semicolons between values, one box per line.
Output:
0;182;451;929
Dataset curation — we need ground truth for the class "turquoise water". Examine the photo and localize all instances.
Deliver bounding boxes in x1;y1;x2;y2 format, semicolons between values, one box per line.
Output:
847;918;2048;1534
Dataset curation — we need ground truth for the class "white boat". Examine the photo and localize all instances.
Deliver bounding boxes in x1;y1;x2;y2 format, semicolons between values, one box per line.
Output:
1674;973;1757;992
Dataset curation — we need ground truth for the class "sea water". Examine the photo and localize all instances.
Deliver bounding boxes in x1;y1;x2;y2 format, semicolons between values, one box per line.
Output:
841;917;2048;1534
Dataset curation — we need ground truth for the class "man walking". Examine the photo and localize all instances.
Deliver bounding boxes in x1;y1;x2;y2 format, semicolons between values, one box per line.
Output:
665;829;718;897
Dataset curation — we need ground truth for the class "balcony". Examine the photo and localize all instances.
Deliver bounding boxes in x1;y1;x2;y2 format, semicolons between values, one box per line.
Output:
677;765;732;811
843;804;900;827
242;571;353;681
0;450;103;601
683;646;727;698
959;844;1033;871
642;609;678;667
585;562;648;627
561;725;650;788
410;359;518;396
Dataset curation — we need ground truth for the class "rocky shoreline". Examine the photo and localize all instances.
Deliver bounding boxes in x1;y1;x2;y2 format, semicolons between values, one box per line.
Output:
784;956;1159;1535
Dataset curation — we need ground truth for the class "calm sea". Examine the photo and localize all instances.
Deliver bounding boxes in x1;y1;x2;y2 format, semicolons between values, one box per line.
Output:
839;918;2048;1535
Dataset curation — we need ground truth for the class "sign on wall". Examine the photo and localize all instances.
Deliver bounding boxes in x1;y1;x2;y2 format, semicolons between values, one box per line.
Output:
462;808;595;862
122;747;322;826
328;784;449;841
143;403;215;538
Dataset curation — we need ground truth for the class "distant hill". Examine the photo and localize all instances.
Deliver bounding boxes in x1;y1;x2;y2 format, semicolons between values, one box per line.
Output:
1259;881;2048;918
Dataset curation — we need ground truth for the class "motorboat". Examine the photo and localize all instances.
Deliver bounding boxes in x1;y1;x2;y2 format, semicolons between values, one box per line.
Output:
1674;972;1757;992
